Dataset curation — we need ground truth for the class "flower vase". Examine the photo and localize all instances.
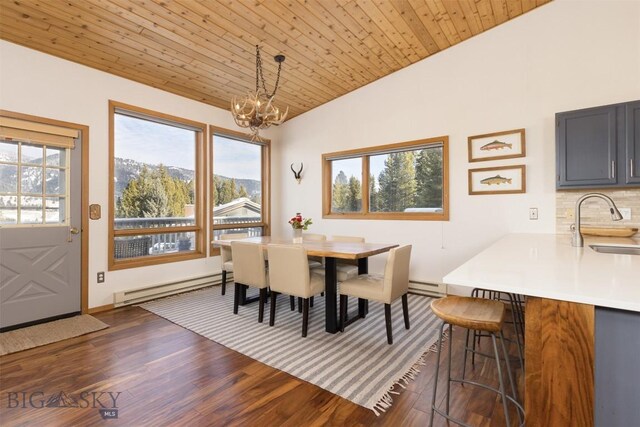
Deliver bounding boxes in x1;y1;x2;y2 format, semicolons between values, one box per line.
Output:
293;228;303;243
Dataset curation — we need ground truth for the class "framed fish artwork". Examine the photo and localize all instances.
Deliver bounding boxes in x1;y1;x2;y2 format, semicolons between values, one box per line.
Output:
467;128;526;162
468;165;526;195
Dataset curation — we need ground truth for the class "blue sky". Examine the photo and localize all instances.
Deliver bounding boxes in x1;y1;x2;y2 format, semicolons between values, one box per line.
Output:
114;115;261;180
115;114;195;170
213;135;261;180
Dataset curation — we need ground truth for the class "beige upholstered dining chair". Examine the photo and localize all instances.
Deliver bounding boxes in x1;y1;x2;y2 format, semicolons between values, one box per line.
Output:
339;245;412;344
231;241;269;323
302;233;326;241
311;235;364;282
219;233;249;295
267;244;325;337
301;233;326;269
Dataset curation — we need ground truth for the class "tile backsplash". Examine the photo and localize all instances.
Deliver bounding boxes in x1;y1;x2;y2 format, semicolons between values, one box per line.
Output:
556;188;640;235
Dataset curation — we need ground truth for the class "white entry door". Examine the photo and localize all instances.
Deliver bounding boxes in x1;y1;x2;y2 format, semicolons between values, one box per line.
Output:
0;129;82;330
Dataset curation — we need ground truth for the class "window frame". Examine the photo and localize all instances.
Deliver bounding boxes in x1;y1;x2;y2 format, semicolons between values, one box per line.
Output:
209;126;271;256
108;100;207;270
322;136;449;221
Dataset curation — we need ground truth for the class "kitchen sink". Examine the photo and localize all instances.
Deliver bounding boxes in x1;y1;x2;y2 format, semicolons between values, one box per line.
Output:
589;244;640;255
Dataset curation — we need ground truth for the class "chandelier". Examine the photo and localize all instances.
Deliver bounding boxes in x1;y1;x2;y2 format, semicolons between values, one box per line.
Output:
231;45;289;140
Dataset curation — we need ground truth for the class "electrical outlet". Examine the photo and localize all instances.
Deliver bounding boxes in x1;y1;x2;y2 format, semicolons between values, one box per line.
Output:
529;207;538;220
97;272;105;283
619;208;631;220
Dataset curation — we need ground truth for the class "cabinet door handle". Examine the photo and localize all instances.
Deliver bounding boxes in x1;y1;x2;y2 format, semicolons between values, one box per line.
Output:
611;160;616;179
631;158;635;178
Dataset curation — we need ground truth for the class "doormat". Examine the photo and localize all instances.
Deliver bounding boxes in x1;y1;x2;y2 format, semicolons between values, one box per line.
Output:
0;315;108;356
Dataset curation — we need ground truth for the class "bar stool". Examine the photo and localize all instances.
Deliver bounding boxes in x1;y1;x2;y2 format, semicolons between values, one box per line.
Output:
463;289;525;380
429;296;524;427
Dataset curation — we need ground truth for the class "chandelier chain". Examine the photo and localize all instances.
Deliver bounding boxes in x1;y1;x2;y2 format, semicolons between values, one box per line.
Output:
255;45;281;99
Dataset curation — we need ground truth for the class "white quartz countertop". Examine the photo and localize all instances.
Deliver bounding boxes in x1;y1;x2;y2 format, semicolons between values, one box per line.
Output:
443;233;640;312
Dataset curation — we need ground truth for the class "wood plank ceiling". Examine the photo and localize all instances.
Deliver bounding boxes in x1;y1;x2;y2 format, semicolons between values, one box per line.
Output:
0;0;551;120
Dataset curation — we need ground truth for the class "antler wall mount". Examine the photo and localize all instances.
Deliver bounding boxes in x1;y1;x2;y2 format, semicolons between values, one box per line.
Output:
290;163;303;184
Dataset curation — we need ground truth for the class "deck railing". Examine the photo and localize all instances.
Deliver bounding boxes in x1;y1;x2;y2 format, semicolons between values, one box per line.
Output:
114;215;262;256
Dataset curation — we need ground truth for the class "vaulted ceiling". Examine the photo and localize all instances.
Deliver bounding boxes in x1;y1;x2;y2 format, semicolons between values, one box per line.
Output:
0;0;551;120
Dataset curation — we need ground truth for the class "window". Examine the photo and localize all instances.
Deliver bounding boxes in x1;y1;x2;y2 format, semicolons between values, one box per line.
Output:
109;101;206;269
0;117;77;226
323;136;449;220
210;127;270;253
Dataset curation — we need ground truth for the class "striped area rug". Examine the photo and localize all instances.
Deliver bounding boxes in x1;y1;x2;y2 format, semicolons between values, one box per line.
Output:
140;286;441;414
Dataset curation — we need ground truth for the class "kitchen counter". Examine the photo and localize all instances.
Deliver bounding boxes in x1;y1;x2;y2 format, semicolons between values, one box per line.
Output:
442;233;640;427
443;233;640;312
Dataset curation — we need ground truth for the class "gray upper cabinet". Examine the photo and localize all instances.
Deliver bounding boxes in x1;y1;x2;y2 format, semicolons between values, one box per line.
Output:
556;100;640;189
626;101;640;185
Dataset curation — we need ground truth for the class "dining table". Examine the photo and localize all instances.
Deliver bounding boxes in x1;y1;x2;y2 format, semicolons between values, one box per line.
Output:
214;236;398;333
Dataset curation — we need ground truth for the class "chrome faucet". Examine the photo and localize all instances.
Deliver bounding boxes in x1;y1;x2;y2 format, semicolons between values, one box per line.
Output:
572;193;623;247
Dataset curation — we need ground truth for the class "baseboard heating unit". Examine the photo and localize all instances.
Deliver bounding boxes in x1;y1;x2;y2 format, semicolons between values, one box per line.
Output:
114;272;224;307
409;280;447;297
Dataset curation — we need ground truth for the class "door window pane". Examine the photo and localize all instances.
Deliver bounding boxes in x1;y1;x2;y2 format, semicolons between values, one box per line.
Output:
21;144;43;164
0;164;17;193
45;196;65;224
330;158;362;213
213;135;262;226
114;114;197;229
46;147;65;167
45;168;65;194
20;196;43;223
0;195;17;224
21;166;42;194
0;140;18;162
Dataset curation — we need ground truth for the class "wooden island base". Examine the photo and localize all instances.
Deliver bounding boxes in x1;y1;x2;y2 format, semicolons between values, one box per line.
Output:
525;297;594;427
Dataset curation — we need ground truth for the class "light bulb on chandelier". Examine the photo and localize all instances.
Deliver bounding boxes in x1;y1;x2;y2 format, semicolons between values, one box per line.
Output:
231;45;289;141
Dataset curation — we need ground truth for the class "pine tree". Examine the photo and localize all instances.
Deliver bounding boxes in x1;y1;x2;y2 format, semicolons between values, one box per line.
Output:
141;176;169;217
218;179;235;205
238;185;249;198
415;148;443;208
117;165;191;218
158;165;188;216
345;176;362;211
332;171;349;212
377;152;416;212
213;176;223;206
369;174;380;212
118;167;145;218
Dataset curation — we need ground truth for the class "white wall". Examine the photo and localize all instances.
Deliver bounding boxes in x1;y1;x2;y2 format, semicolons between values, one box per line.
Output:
0;40;279;308
274;0;640;293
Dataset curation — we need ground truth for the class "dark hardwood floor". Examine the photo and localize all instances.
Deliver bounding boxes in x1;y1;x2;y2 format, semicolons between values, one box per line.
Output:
0;301;523;426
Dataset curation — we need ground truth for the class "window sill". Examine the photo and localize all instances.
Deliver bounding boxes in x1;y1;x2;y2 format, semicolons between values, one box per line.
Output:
323;212;449;221
108;251;206;271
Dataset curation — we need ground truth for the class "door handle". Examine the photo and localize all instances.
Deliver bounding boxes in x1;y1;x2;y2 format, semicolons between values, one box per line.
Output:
68;226;80;242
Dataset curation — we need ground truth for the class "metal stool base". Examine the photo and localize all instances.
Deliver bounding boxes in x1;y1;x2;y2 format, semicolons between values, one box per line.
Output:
429;322;525;427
